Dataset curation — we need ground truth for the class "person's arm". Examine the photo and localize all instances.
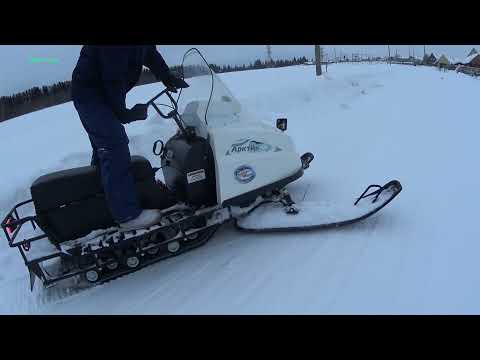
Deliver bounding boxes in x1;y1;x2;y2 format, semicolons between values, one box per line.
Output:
143;45;170;81
97;46;129;119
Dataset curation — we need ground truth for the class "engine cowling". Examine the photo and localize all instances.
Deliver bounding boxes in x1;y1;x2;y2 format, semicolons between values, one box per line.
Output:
161;132;217;207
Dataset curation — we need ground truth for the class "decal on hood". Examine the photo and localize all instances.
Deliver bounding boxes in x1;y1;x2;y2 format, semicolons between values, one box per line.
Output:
226;138;282;155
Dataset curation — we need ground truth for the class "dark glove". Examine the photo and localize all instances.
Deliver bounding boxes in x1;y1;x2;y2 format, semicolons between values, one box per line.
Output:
119;103;148;123
160;71;189;93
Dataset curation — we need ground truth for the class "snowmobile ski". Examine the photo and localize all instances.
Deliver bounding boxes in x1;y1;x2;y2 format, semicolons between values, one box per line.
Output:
235;180;402;232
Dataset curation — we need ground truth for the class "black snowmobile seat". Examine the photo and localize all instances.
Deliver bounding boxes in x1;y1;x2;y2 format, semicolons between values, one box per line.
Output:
31;156;153;212
31;156;177;244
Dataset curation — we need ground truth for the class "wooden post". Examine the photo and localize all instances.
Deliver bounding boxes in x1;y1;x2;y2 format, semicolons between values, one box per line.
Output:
315;45;322;76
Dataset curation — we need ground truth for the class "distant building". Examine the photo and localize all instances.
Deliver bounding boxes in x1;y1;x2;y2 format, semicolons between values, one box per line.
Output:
463;53;480;68
436;54;450;67
423;53;437;65
411;56;422;65
396;57;410;63
455;52;480;76
467;48;478;57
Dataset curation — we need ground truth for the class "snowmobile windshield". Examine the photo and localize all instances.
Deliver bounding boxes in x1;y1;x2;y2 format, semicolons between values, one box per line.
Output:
176;48;244;130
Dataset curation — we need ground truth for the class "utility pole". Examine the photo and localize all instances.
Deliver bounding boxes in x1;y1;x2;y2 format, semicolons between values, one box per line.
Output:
325;50;328;72
388;45;391;65
315;45;322;76
266;45;273;67
334;47;337;62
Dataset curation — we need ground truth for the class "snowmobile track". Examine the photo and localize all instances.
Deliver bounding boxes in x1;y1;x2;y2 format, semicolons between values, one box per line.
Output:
93;224;220;287
33;225;220;302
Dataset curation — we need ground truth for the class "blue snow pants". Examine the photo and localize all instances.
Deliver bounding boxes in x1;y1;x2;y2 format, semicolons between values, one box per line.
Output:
73;101;142;224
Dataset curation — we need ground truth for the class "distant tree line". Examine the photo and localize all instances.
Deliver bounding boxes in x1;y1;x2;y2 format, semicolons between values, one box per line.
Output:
0;81;71;121
210;56;309;73
0;69;160;122
0;56;310;123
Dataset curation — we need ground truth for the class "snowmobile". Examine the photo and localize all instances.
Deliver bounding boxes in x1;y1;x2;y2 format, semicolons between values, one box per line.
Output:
1;48;402;291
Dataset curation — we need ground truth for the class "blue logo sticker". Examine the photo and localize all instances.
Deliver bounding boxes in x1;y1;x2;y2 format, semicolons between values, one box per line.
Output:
234;165;256;184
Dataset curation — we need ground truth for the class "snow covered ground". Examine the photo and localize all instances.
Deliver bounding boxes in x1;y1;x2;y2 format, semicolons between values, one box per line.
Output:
1;63;480;314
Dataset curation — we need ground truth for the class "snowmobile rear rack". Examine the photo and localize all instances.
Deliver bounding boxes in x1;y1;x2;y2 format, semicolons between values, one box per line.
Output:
1;200;62;290
2;199;44;248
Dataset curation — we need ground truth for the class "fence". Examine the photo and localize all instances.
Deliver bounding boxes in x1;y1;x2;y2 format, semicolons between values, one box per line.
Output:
388;61;480;76
456;65;480;77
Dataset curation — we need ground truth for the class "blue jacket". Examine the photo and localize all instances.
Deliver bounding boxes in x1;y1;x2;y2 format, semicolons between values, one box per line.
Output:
72;45;170;118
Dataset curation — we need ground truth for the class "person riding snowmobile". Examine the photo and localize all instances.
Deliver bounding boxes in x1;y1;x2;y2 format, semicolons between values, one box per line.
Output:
71;45;183;231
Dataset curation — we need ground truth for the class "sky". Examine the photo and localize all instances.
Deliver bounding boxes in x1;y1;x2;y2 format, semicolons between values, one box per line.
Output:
0;45;478;97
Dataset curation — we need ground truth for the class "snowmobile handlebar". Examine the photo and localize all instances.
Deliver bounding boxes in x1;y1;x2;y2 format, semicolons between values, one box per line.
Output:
146;86;192;139
146;89;178;119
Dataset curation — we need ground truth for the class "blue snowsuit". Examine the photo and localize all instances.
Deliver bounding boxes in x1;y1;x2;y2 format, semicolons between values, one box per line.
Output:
71;45;170;223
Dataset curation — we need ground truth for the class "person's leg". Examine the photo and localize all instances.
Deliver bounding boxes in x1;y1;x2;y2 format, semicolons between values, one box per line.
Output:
74;101;142;223
88;136;99;167
96;142;142;223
